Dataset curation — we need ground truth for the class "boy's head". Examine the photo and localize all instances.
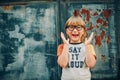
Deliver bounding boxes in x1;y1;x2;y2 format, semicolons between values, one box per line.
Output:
65;10;86;30
64;10;87;43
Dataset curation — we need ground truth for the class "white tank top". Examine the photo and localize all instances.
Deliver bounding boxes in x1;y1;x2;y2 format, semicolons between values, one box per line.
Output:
61;43;91;80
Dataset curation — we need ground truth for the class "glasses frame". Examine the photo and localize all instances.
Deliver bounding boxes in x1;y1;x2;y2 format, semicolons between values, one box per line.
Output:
66;25;83;31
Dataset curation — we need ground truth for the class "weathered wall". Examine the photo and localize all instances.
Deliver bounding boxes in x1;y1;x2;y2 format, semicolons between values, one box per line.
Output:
0;0;119;80
0;2;59;80
60;1;118;80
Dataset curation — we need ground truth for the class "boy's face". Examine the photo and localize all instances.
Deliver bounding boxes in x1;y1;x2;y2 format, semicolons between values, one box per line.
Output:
66;25;84;43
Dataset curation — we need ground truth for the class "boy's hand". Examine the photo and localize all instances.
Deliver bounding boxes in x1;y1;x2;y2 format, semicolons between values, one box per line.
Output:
85;32;96;56
61;32;69;44
84;32;94;45
61;32;94;45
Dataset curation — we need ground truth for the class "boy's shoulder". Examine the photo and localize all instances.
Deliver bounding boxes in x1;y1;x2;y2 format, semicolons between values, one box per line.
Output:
58;43;64;47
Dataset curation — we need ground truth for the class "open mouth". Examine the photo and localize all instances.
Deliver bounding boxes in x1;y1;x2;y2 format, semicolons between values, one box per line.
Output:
72;34;79;37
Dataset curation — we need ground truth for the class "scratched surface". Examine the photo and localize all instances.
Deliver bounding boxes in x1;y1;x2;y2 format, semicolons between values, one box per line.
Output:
0;1;119;80
0;2;58;80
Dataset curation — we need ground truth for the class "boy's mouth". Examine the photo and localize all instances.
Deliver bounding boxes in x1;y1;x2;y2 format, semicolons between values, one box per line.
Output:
72;34;79;37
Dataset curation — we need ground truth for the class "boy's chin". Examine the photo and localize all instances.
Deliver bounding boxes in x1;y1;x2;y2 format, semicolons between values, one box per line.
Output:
71;39;80;43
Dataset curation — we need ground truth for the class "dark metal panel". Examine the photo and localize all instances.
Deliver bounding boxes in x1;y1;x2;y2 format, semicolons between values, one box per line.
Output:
115;0;120;79
0;2;59;80
0;0;58;3
0;0;115;4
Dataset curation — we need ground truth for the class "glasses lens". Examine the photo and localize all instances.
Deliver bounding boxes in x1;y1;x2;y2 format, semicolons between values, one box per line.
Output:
67;26;82;31
68;26;74;31
76;26;82;31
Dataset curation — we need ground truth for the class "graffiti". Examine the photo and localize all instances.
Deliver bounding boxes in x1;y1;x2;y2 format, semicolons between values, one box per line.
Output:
66;4;117;79
79;8;112;47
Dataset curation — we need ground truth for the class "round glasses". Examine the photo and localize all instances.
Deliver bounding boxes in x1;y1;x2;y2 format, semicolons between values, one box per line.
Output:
66;26;83;31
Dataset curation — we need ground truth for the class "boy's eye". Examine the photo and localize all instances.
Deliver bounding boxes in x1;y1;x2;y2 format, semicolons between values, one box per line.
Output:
76;26;82;30
68;26;74;30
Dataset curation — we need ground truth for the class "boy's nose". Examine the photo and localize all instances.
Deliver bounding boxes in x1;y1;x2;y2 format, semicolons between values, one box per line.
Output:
73;28;78;31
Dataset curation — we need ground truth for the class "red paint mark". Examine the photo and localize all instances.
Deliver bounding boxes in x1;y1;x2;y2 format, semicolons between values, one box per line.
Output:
80;8;91;21
102;20;108;27
102;9;112;18
3;5;12;10
96;17;103;24
93;12;98;16
107;35;111;44
96;17;108;28
95;35;102;47
73;10;79;17
87;22;94;31
100;30;106;40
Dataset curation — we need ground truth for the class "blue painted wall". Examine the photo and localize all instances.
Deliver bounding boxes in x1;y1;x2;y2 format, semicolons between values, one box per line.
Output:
0;2;59;80
0;0;119;80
